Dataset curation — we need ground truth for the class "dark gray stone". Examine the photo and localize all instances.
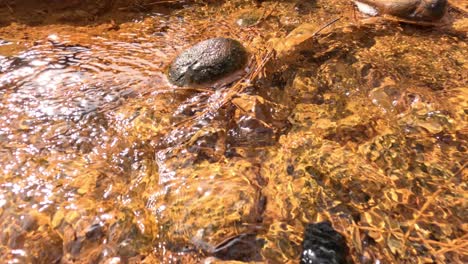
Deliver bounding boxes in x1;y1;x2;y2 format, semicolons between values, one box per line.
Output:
354;0;447;22
167;38;248;87
300;221;349;264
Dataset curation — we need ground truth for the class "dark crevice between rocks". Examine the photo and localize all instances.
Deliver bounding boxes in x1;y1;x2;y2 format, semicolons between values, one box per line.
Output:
300;221;350;264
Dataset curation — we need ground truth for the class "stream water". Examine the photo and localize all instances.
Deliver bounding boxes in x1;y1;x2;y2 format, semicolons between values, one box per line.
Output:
0;0;466;263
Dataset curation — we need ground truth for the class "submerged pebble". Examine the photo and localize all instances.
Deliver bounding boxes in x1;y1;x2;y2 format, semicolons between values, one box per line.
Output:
353;0;447;22
236;10;262;27
300;221;349;264
167;37;248;87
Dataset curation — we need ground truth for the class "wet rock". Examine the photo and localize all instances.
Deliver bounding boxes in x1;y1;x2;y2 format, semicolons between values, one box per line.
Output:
20;214;38;232
167;38;248;87
353;0;447;22
211;233;265;261
236;10;262;27
300;221;348;264
294;0;318;15
85;223;104;241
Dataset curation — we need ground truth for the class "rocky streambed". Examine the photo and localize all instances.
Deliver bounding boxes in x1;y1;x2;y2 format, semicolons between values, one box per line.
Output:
0;0;466;263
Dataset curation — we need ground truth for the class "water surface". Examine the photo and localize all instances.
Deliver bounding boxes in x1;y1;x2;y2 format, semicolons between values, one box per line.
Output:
0;0;466;263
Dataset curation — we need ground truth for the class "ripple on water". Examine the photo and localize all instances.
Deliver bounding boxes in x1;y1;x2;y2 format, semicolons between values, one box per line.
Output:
0;32;171;262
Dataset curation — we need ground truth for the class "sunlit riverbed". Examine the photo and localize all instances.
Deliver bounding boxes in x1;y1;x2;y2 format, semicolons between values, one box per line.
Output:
0;0;466;263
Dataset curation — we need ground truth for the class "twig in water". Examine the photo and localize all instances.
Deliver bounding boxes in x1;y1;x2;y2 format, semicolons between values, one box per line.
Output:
248;2;279;28
5;2;14;13
403;188;443;242
311;16;342;37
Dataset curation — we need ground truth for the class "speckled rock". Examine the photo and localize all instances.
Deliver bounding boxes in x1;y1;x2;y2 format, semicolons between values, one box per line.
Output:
354;0;447;22
167;38;248;87
300;221;349;264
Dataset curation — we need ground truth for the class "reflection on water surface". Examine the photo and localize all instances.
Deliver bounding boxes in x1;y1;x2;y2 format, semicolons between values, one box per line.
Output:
0;0;466;263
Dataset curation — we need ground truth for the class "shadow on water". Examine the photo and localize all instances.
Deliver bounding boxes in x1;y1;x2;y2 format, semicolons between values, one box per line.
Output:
0;0;191;27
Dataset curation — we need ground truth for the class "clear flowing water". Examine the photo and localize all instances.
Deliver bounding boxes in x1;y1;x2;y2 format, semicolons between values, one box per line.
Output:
0;0;466;263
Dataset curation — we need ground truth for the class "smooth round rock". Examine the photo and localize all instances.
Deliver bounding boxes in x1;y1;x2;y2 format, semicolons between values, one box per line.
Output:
167;38;248;87
354;0;447;22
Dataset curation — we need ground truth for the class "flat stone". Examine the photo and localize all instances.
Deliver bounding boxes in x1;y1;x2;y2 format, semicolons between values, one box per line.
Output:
167;37;248;87
354;0;447;22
